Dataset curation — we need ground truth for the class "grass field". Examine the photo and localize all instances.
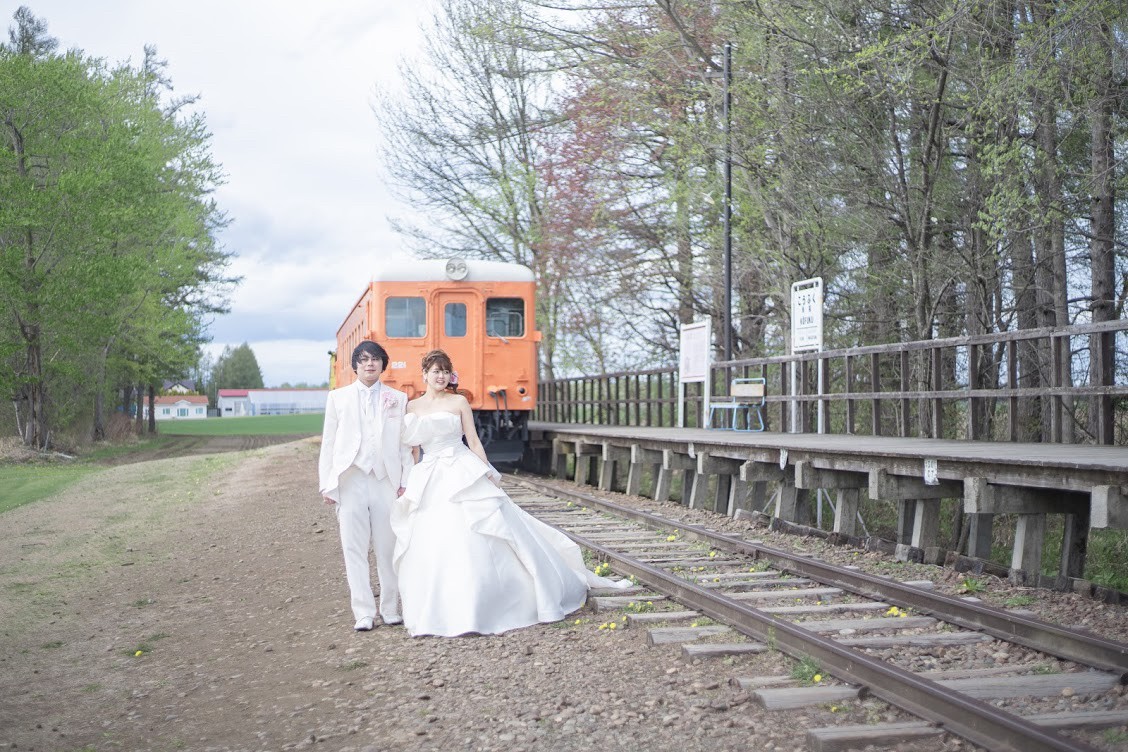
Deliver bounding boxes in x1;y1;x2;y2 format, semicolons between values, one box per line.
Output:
1;414;323;515
158;413;324;436
0;465;100;515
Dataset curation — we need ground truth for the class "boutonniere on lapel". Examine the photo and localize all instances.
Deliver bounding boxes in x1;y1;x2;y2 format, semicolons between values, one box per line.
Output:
381;390;398;412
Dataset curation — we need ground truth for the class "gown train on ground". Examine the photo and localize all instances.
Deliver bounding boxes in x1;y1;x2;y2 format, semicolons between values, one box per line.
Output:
390;411;629;637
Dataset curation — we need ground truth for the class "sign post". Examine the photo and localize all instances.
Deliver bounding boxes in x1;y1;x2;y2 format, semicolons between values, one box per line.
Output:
678;318;712;428
790;278;824;433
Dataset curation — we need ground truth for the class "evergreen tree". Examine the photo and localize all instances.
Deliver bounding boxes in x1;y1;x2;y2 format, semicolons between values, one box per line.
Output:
212;344;265;390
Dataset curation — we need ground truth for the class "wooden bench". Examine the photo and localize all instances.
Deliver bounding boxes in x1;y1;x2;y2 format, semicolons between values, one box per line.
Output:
708;378;766;431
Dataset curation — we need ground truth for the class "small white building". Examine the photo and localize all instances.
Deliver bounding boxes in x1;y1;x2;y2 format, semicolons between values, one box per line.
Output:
145;395;209;421
217;388;328;417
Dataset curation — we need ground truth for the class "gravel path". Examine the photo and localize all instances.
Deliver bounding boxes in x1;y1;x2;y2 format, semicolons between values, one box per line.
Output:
0;439;1123;751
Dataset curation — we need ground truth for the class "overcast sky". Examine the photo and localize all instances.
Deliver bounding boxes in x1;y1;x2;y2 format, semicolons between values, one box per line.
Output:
3;0;429;386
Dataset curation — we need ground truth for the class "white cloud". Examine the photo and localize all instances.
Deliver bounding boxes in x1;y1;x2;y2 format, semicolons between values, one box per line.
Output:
2;0;433;384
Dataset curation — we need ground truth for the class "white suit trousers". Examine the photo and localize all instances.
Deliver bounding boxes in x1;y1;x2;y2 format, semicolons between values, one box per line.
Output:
336;466;400;622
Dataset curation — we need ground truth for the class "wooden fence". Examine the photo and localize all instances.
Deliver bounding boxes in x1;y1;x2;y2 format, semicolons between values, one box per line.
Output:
536;320;1128;445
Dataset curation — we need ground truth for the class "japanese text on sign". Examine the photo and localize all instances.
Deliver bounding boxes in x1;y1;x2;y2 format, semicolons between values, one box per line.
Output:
791;277;823;353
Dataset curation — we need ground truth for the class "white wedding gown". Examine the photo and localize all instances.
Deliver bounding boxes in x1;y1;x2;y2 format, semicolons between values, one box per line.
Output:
390;411;628;637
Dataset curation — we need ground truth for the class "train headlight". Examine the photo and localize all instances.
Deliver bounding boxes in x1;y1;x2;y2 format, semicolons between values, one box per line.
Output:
445;258;469;281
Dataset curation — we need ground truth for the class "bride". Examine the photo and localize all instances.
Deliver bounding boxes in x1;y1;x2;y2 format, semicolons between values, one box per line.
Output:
390;349;628;637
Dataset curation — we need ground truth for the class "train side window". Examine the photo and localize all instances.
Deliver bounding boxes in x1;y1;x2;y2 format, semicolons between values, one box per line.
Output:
445;303;467;337
485;298;524;338
386;297;426;338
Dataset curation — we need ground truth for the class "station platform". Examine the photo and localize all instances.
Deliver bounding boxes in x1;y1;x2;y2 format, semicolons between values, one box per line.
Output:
527;422;1128;587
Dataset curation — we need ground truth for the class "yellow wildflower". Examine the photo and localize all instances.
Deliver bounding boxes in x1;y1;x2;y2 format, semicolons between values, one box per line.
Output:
666;535;677;542
813;674;822;683
134;650;143;657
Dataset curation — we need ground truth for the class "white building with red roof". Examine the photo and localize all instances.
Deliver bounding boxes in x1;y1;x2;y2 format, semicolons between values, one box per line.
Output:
144;395;209;421
217;388;328;417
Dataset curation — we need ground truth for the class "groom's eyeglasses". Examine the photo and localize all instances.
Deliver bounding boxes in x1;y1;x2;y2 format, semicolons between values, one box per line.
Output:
357;356;382;365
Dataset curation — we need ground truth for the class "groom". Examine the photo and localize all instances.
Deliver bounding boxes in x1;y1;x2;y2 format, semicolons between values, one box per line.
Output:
319;340;414;631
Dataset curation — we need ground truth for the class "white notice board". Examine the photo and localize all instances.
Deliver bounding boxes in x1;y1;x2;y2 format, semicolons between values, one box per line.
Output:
678;318;712;427
679;319;711;383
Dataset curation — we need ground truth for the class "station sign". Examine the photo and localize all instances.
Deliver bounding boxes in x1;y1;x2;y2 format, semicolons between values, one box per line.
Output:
791;277;823;353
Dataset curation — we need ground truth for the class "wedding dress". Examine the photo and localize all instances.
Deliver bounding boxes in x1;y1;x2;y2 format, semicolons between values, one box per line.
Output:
390;411;628;637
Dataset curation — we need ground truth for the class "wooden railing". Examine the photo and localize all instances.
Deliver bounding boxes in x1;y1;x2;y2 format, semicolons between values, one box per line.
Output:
535;320;1128;444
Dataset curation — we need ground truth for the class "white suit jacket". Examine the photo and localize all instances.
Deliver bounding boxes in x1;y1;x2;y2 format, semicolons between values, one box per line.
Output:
318;380;415;501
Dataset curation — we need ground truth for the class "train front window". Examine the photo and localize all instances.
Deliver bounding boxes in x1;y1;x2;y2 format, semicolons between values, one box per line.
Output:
444;303;467;337
485;298;524;338
385;297;426;338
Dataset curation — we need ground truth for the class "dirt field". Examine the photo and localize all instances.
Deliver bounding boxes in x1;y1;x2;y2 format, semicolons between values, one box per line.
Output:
0;439;1123;752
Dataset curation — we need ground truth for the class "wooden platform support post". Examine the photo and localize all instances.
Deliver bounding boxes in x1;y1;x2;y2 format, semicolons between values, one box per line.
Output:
966;513;995;560
778;484;812;527
1011;514;1046;583
912;501;942;550
896;501;916;546
573;441;602;487
599;443;631;492
738;461;782;518
965;478;1088;583
551;439;574;481
627;445;663;498
795;462;867;537
658;449;697;505
868;469;962;550
686;466;711;511
765;458;809;526
1091;486;1128;530
1059;506;1090;584
696;453;743;514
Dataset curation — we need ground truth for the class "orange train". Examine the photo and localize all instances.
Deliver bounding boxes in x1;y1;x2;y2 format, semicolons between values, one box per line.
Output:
332;258;540;463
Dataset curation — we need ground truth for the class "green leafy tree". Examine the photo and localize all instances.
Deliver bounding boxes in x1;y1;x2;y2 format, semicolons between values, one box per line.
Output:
0;8;234;448
212;343;265;392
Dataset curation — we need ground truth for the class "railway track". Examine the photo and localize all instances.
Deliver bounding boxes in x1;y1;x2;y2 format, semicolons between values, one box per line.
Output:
506;476;1128;752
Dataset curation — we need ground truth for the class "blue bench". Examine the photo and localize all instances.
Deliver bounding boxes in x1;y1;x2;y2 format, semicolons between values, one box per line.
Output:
708;378;766;431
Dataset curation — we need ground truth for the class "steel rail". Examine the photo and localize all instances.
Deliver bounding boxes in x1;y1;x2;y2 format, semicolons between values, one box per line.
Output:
564;529;1100;752
513;477;1128;677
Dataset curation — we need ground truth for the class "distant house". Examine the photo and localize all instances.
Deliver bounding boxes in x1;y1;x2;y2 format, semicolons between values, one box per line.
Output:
162;379;196;394
144;395;209;421
217;388;328;417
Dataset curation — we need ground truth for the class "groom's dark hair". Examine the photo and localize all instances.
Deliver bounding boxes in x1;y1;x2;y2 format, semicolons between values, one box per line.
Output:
351;340;389;371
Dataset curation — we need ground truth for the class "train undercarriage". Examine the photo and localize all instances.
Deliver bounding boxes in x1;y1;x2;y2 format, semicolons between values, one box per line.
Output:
473;409;529;466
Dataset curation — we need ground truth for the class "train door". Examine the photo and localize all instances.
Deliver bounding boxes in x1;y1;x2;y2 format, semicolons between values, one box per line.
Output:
434;290;482;403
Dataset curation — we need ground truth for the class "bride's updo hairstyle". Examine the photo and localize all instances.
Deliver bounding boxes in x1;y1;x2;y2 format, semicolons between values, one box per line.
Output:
421;349;457;392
